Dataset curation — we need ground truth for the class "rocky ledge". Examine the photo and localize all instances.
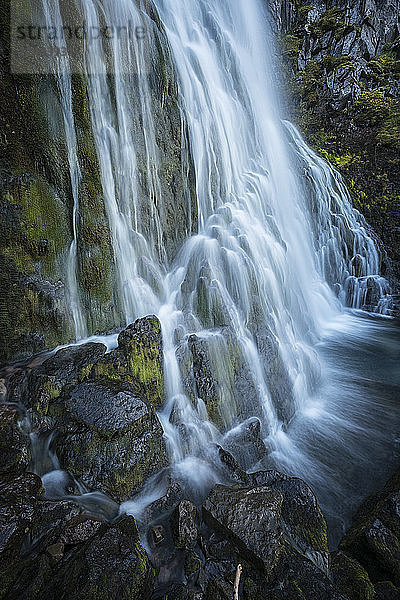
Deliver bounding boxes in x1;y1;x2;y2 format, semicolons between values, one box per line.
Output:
1;315;400;599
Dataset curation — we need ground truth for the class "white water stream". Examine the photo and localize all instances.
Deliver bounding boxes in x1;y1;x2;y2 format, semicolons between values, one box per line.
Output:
36;0;399;545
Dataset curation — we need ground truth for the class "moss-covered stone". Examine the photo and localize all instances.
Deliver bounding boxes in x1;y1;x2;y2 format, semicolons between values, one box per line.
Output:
89;316;165;410
331;550;375;600
0;405;30;474
52;379;168;502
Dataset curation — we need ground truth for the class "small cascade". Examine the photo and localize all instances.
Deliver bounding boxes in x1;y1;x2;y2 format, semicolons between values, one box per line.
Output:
41;0;87;339
284;121;393;313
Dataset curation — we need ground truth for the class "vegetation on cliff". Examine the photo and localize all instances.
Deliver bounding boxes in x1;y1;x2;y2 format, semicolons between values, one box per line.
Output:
277;0;400;291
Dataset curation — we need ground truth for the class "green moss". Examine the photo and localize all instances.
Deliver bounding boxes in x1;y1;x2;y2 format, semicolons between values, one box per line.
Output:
43;381;61;401
308;8;348;39
281;35;302;60
331;551;376;600
3;177;69;276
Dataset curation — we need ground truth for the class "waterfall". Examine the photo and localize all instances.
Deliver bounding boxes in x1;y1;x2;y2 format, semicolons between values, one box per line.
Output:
41;0;87;339
149;0;392;461
35;0;397;535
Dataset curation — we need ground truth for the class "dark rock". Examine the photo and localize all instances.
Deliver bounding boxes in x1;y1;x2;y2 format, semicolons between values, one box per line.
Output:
171;500;198;549
184;551;202;579
150;524;165;546
0;473;43;562
243;553;346;600
0;404;30;474
6;516;155;600
0;378;6;401
340;467;400;586
204;578;232;600
249;470;329;573
331;550;375;600
215;445;249;484
53;380;168;502
374;581;400;600
203;484;285;577
45;541;64;564
27;342;107;415
159;583;191;600
142;482;185;524
60;515;103;545
202;472;332;594
222;417;267;471
178;329;263;432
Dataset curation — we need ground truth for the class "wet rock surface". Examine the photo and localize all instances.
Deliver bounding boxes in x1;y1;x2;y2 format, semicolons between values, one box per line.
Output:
0;404;30;474
2;316;400;599
55;379;168;502
171;500;198;549
0;414;154;600
86;316;164;409
273;0;400;297
26;342;107;416
150;470;343;600
340;467;400;594
2;317;168;504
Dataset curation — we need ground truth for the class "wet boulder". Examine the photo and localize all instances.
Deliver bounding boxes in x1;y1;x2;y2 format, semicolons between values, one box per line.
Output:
331;551;375;600
27;342;107;416
49;516;154;600
222;417;267;470
5;514;155;600
0;465;154;600
202;471;330;588
0;472;43;566
215;445;249;484
171;500;198;549
53;380;168;502
374;580;400;599
249;470;329;573
0;404;30;474
203;484;285;578
340;468;400;587
142;482;185;524
242;554;347;600
89;316;164;409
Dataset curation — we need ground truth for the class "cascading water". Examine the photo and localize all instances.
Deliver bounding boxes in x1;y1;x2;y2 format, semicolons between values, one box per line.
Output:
41;0;87;339
35;0;399;545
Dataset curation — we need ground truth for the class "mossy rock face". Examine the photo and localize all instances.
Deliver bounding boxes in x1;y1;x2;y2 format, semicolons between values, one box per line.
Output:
27;342;107;417
331;550;375;600
0;0;77;362
53;379;168;502
37;516;155;600
1;474;154;600
176;324;291;441
340;467;400;587
90;316;165;410
177;330;248;433
0;176;74;363
0;405;30;474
